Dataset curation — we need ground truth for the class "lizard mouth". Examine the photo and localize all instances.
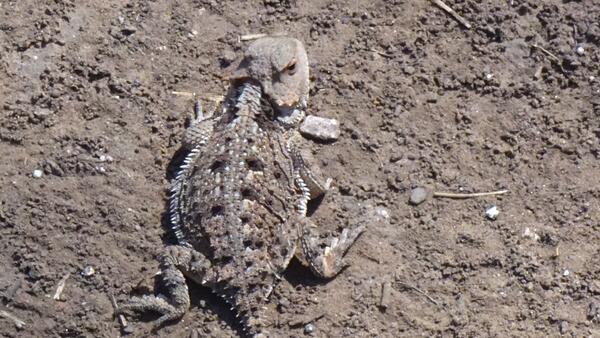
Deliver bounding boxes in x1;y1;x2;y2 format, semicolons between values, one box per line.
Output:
273;97;307;126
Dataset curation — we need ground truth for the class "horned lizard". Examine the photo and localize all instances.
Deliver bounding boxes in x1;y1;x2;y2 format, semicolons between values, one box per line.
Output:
117;36;365;337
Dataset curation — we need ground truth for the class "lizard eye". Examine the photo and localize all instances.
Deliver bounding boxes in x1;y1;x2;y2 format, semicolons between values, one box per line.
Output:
285;59;297;75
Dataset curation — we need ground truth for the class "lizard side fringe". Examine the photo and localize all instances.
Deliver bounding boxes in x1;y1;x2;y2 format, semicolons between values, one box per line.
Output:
169;147;202;245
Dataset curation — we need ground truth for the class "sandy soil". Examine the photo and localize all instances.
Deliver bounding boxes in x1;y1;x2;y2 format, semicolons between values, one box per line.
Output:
1;0;599;337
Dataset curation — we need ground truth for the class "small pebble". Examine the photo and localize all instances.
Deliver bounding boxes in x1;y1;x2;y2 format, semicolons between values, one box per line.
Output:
99;154;114;162
485;206;499;220
522;227;540;241
562;269;570;277
81;266;95;277
588;301;598;320
575;45;585;56
559;320;568;334
300;116;340;141
304;323;315;335
374;206;390;221
32;169;43;178
409;187;428;205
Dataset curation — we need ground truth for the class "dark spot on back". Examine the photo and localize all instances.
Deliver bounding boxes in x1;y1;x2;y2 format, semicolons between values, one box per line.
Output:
246;158;263;171
241;187;257;200
211;205;224;216
210;160;226;172
240;214;251;223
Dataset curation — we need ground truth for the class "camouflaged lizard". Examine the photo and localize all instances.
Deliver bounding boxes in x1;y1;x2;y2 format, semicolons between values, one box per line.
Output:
117;36;365;337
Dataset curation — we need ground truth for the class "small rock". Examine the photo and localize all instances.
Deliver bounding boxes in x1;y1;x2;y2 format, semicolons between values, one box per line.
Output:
522;227;540;241
558;320;568;334
409;187;428;205
304;323;315;335
32;169;43;178
374;206;390;221
300;116;340;141
402;65;415;75
575;45;585;56
562;269;570;277
220;49;237;66
485;206;499;220
81;266;95;277
587;301;598;320
34;108;53;118
121;26;137;36
99;154;114;162
44;159;64;176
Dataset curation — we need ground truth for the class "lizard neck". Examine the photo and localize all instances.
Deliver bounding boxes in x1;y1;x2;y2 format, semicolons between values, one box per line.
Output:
231;81;262;124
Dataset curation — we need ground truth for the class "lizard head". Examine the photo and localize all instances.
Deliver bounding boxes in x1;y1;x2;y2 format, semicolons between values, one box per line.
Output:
223;36;309;123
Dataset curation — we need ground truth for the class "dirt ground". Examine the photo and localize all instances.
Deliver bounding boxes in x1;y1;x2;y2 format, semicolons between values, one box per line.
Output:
1;0;599;337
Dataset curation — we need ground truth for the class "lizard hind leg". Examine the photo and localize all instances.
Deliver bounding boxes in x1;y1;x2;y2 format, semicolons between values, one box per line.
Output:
296;216;365;279
116;245;215;329
181;97;222;150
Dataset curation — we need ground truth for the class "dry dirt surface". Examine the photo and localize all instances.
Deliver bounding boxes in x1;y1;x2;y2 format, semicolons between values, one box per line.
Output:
1;0;600;337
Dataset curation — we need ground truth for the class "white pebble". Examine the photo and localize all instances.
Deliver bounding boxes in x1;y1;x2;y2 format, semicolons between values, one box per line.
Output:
485;206;499;220
409;187;428;205
522;227;540;241
300;115;340;141
562;269;570;277
99;154;114;163
32;169;43;178
485;73;494;80
81;266;95;277
374;206;390;220
575;45;585;56
304;323;315;334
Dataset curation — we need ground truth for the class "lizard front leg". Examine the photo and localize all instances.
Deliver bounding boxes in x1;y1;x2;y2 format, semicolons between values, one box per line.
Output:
117;245;215;328
286;130;332;199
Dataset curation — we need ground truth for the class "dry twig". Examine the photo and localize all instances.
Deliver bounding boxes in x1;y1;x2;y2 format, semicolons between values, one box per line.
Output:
431;0;472;29
171;91;196;97
531;44;566;74
369;48;394;58
0;309;25;329
53;273;70;301
379;281;392;310
288;312;325;327
239;33;267;42
396;280;440;307
110;293;129;330
358;250;381;264
433;189;509;199
531;44;560;63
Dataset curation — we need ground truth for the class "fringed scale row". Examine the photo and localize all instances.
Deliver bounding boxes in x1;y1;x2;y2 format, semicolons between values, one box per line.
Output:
169;146;202;245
